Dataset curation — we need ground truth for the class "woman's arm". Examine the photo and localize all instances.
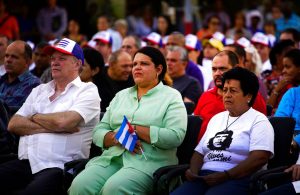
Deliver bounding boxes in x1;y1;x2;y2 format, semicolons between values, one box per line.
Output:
185;152;204;181
202;150;271;186
224;150;271;179
267;79;289;108
134;125;150;143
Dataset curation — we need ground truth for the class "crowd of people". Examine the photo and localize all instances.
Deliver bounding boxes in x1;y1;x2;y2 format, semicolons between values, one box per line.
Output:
0;0;300;194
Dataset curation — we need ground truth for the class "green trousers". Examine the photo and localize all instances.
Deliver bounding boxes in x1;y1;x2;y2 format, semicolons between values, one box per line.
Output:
68;156;153;195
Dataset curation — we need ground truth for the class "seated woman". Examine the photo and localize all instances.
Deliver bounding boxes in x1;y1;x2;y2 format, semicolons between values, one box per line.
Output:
80;47;105;83
265;40;295;109
68;46;187;194
171;67;274;194
269;48;300;113
275;84;300;151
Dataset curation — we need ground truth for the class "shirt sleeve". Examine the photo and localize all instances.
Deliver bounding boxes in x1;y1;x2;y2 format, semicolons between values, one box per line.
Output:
149;92;187;149
16;86;39;117
275;88;295;117
92;93;118;148
69;84;100;124
183;79;202;105
249;118;274;155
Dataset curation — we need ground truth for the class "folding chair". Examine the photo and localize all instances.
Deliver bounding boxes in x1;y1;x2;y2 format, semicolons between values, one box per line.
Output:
250;117;296;194
184;102;195;115
152;115;202;195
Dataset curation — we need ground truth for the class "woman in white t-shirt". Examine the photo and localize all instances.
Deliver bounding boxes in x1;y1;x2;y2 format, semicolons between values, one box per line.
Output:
172;67;274;195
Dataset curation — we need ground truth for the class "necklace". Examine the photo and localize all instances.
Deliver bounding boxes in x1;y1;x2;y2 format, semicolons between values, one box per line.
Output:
224;114;242;131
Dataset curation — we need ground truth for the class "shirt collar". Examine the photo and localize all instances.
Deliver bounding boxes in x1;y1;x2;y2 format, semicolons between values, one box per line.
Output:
0;70;31;83
49;76;82;90
130;81;163;99
18;70;32;82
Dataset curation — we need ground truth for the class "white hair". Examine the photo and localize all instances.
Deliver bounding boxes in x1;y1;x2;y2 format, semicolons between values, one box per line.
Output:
245;44;263;75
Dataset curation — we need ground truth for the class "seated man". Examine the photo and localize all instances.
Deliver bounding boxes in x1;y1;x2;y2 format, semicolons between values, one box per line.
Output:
31;41;51;78
0;38;100;194
0;40;40;107
194;50;267;142
166;32;204;88
166;46;202;105
94;50;134;111
93;31;113;65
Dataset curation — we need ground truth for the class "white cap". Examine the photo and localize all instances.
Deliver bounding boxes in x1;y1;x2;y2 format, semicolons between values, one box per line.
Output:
251;32;270;47
237;37;251;48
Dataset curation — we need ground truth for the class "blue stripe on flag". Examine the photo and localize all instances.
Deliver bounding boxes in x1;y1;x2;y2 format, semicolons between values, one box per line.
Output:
128;134;138;151
115;116;138;152
115;116;127;140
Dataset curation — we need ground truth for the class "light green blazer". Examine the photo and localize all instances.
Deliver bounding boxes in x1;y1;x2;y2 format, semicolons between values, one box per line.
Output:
89;82;188;177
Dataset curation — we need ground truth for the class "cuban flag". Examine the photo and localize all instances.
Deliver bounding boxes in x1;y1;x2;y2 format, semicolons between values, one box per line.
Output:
115;116;138;152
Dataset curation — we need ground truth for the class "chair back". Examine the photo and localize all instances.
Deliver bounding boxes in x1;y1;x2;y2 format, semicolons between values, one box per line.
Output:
266;104;273;116
184;102;195;115
176;115;202;164
268;117;296;169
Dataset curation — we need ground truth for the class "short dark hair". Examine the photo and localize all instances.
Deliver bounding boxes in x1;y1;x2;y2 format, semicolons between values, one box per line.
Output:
222;67;259;107
34;41;50;51
269;39;295;66
83;47;105;70
24;42;33;60
214;50;239;67
281;28;300;42
108;50;128;65
283;48;300;68
225;44;246;64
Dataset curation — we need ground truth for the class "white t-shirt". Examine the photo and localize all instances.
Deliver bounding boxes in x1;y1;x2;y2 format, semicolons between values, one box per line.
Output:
195;108;274;172
17;77;100;174
262;59;272;73
200;58;213;91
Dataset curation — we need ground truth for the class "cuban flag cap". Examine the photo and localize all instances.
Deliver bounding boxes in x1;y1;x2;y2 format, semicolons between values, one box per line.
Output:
251;32;270;47
236;37;251;48
143;32;163;47
44;38;84;64
185;34;202;51
93;31;113;45
115;116;138;152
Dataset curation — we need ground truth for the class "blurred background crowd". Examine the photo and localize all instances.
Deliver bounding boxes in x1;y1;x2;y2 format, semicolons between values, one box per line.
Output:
2;0;300;44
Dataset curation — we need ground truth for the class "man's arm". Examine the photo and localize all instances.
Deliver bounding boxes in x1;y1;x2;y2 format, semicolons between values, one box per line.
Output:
31;111;83;133
8;115;51;136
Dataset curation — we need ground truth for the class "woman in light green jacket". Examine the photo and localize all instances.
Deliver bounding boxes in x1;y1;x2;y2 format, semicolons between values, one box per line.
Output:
69;46;188;195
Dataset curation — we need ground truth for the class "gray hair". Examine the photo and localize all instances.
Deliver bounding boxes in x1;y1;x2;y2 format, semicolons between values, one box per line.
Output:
167;46;188;62
126;35;141;49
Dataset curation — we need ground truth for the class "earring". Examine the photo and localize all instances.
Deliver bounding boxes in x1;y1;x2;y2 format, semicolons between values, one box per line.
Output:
247;100;250;104
156;72;158;78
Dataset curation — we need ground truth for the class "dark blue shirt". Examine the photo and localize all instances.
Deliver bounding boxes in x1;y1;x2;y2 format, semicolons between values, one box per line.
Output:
186;60;204;90
0;70;41;107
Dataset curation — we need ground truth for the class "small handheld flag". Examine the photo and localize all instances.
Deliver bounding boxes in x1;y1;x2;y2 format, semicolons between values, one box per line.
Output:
115;116;138;152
